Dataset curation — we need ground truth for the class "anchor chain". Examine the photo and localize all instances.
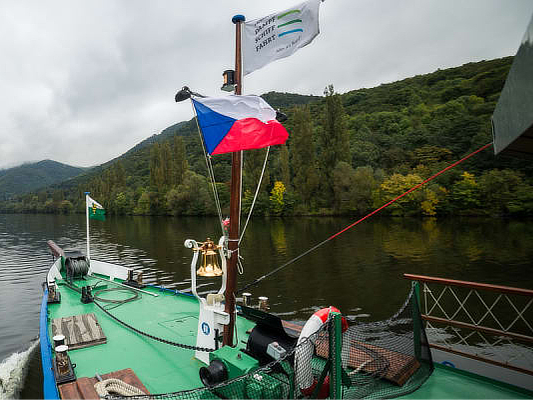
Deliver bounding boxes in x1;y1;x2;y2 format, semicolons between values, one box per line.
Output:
93;300;216;352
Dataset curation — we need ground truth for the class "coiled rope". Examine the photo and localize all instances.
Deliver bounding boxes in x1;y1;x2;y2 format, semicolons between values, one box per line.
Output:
67;258;90;277
92;287;139;311
238;142;493;294
94;379;145;397
61;278;216;352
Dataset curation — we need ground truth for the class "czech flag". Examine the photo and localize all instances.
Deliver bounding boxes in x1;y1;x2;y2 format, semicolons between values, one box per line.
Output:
192;95;288;155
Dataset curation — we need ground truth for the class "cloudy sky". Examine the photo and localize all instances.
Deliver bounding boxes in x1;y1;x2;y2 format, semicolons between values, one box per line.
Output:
1;1;532;170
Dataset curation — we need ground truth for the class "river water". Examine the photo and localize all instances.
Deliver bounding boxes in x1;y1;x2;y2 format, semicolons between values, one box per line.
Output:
1;214;532;398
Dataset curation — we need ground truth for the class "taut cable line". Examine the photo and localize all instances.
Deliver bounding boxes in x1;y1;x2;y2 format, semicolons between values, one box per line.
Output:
238;142;493;294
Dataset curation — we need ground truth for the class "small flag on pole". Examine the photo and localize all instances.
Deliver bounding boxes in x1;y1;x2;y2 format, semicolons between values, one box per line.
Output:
192;95;288;155
242;0;322;76
87;196;105;221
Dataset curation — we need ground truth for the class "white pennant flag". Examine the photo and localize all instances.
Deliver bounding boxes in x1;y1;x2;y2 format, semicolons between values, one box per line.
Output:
242;0;322;76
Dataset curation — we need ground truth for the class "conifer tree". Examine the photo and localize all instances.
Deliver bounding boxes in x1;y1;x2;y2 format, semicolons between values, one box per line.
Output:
160;142;172;188
319;85;350;199
242;148;271;215
150;142;172;189
291;105;319;208
279;144;291;189
173;135;188;186
114;160;126;187
149;143;160;187
243;148;270;193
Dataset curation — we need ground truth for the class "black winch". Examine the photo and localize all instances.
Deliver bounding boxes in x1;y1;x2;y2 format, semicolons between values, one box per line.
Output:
64;249;89;282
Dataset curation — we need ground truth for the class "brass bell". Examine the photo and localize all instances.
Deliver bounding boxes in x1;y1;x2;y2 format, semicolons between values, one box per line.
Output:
196;238;223;277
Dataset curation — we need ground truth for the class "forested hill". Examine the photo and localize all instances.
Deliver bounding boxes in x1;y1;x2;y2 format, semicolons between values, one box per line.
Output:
0;160;85;200
2;56;532;217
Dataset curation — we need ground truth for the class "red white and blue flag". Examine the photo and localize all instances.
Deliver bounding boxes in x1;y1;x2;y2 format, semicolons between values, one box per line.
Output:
192;95;288;155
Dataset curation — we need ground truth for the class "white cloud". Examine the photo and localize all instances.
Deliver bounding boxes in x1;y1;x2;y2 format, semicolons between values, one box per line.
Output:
0;0;532;169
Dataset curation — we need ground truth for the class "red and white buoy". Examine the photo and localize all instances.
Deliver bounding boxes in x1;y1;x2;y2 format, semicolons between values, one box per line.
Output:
295;306;348;398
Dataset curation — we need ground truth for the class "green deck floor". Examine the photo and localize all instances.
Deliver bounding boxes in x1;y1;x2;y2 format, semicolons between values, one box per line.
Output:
47;274;256;395
402;363;532;399
47;273;532;398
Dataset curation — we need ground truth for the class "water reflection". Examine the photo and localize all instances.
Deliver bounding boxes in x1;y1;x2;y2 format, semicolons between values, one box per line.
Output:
0;214;532;398
83;215;533;320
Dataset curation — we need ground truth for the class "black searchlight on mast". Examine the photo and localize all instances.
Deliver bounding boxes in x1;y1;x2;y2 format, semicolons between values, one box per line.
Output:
175;86;206;102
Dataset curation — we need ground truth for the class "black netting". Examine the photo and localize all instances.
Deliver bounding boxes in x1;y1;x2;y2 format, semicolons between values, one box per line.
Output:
334;288;434;399
108;287;432;399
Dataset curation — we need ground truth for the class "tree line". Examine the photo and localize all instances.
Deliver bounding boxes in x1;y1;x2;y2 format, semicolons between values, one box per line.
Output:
2;57;532;218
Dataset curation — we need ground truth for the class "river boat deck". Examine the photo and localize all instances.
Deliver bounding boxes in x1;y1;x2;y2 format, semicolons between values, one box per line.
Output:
45;269;256;396
42;259;533;399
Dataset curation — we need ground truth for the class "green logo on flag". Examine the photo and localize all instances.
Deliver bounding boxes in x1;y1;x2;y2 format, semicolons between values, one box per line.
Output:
243;0;321;76
89;204;106;221
277;9;303;37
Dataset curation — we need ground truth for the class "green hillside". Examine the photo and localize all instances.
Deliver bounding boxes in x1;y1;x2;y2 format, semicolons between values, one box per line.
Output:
0;160;86;200
2;57;532;217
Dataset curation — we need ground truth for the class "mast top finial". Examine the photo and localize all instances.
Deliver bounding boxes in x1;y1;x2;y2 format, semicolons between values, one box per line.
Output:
232;15;245;24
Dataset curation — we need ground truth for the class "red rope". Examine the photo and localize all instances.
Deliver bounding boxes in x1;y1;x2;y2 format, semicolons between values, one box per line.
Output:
238;142;493;293
327;142;493;241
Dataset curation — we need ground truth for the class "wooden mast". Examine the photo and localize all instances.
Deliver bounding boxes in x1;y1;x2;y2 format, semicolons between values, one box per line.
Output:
223;14;245;347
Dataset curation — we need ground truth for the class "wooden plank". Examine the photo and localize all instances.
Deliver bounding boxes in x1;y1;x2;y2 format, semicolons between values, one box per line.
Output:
52;313;106;350
57;380;80;399
76;378;98;399
281;320;303;337
315;337;420;386
281;320;420;386
58;368;149;399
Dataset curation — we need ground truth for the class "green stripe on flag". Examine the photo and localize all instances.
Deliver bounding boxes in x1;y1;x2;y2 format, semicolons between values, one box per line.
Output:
277;9;300;19
278;19;302;28
88;207;106;221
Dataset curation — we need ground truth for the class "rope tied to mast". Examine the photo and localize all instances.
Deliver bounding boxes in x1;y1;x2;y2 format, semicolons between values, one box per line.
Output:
238;142;494;294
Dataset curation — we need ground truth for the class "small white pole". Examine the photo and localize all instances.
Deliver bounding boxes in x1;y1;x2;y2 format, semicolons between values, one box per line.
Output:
85;192;90;260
